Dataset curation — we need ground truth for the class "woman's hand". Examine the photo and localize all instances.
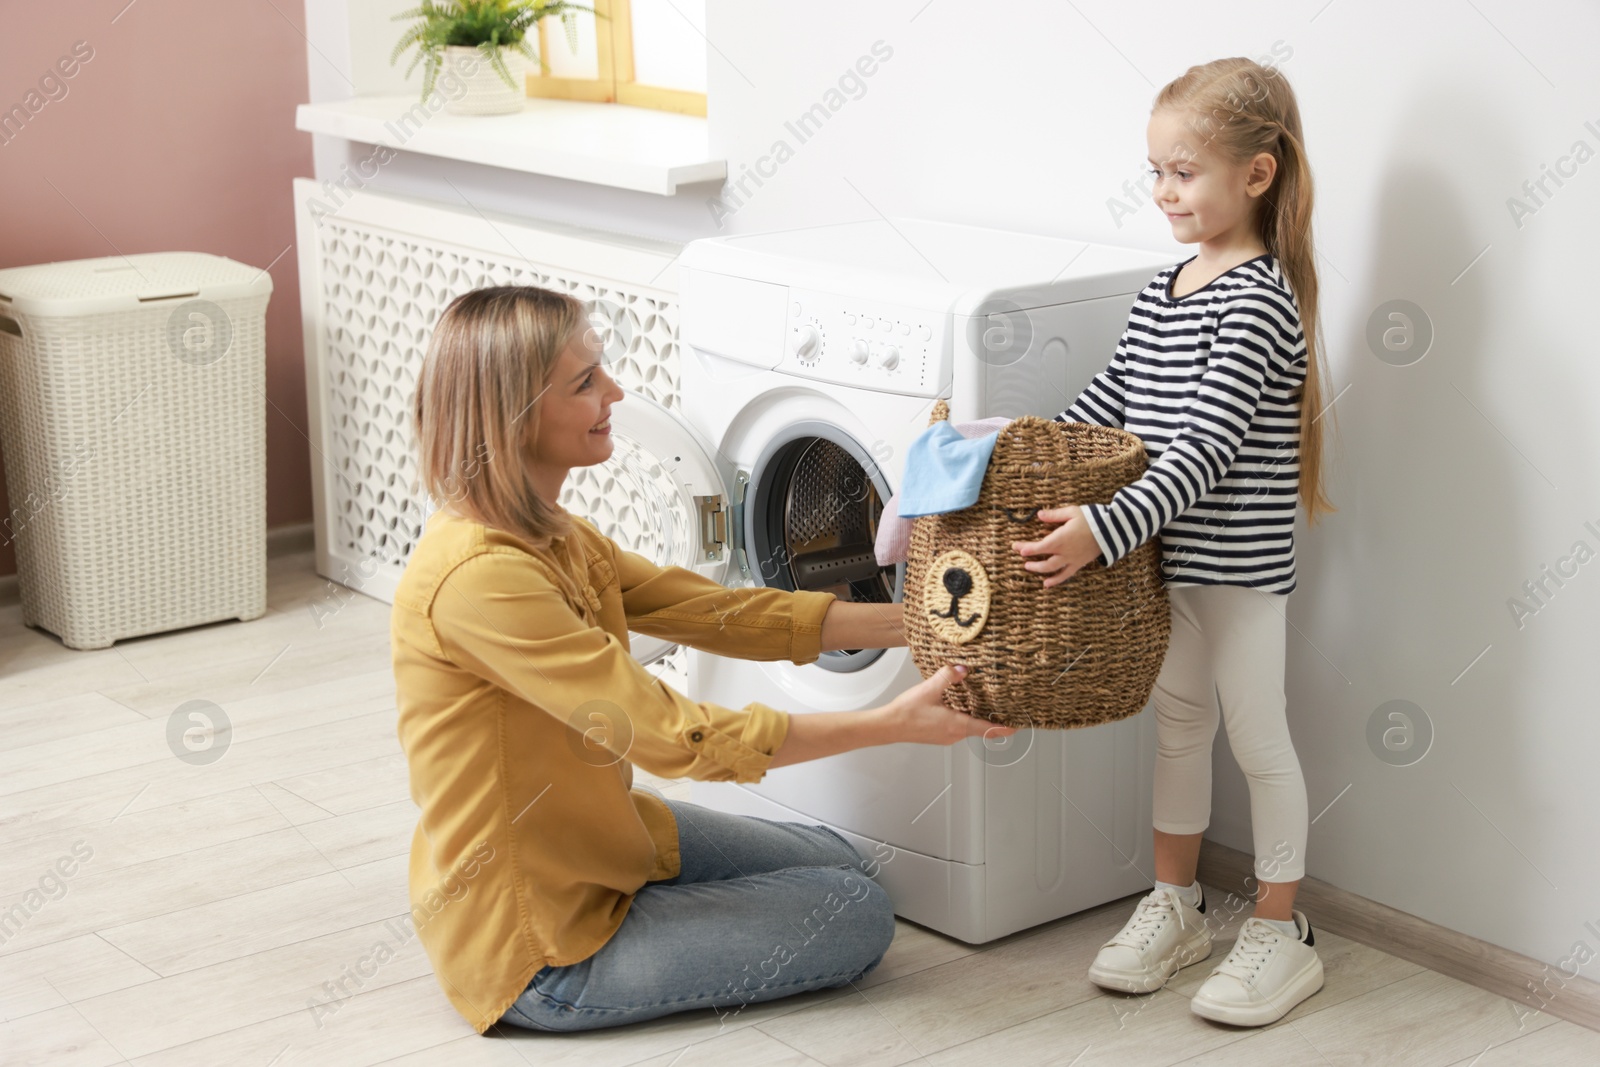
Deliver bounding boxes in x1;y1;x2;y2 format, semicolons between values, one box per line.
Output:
884;664;1017;745
768;664;1015;769
1013;504;1103;587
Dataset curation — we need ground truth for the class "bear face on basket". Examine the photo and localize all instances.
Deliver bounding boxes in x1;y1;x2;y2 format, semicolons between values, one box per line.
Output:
902;399;1171;731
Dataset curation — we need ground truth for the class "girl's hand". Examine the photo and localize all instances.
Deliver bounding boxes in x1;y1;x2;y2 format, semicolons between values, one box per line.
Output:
885;664;1017;745
1012;505;1102;587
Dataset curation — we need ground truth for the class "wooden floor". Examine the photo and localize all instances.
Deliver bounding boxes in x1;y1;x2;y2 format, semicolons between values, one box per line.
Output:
3;549;1599;1066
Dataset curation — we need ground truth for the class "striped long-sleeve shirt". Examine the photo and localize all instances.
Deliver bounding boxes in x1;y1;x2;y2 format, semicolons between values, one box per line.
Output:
1055;252;1307;594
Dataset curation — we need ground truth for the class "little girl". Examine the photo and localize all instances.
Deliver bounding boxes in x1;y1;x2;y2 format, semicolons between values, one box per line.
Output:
1011;57;1338;1027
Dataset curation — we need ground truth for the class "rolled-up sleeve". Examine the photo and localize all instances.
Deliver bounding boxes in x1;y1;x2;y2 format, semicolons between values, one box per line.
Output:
430;550;792;783
609;541;838;666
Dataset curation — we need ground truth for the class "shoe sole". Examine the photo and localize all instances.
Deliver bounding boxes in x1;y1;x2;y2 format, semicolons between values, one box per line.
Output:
1087;928;1214;994
1189;956;1325;1026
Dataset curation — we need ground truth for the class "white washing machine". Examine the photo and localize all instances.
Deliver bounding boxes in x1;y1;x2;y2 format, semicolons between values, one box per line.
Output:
608;217;1177;944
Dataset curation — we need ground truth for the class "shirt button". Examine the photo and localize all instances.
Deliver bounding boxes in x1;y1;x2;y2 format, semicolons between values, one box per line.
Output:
689;730;703;742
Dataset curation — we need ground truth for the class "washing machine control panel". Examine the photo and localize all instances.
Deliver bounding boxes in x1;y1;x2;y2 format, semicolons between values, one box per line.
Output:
782;288;941;395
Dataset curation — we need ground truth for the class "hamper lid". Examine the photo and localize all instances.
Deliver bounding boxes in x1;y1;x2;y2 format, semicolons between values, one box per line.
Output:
0;252;273;317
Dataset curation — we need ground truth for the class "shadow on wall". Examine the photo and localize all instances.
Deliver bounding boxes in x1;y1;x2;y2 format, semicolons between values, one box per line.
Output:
1207;81;1597;987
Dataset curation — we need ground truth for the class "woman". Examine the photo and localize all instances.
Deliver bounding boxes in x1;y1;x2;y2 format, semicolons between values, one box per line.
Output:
392;286;1010;1035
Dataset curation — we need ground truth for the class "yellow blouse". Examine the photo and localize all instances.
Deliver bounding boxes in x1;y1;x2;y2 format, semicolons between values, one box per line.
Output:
389;508;838;1034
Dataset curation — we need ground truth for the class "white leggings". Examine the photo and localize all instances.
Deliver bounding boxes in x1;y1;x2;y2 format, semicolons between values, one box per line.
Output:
1151;584;1308;883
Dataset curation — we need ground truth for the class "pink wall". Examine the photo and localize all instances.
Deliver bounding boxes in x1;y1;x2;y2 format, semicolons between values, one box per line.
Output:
0;2;315;577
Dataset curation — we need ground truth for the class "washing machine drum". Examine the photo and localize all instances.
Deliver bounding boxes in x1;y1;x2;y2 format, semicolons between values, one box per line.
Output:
750;432;899;608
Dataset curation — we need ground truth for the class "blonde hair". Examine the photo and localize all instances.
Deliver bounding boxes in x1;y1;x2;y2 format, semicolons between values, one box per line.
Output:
1154;57;1336;524
412;286;588;544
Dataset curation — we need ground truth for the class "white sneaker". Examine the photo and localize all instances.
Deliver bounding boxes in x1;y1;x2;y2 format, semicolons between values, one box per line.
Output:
1189;910;1324;1026
1087;885;1213;994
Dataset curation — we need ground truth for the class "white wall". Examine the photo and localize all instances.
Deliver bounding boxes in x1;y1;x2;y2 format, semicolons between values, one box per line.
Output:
304;0;1600;975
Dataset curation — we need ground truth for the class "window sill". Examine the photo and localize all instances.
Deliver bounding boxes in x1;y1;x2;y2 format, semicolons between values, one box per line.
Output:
294;95;726;196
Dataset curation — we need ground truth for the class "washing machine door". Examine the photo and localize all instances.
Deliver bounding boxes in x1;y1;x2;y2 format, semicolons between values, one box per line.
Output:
739;417;904;673
556;389;739;668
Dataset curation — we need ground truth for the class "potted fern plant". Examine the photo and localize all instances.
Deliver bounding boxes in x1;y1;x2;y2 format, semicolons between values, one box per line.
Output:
392;0;604;116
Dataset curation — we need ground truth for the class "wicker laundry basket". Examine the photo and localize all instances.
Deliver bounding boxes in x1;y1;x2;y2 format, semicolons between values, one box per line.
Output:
903;399;1170;729
0;252;272;650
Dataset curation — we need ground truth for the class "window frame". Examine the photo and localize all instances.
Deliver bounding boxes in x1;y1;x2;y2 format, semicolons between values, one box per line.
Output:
526;0;708;117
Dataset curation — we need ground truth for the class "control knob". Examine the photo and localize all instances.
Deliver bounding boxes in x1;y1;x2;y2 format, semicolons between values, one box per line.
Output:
794;324;821;361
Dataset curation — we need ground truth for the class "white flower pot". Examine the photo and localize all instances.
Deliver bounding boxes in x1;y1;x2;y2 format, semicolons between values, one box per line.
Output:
440;44;531;116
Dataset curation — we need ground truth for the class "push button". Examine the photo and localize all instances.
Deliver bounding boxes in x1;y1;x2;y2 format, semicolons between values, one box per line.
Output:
690;730;704;742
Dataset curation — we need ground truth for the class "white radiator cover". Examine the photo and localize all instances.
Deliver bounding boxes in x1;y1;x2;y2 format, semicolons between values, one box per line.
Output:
290;179;686;626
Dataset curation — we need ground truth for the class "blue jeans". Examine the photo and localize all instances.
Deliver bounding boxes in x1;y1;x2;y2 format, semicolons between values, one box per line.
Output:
497;797;897;1033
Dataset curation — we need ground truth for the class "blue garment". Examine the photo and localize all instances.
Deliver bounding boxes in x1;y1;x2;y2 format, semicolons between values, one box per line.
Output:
896;419;1002;517
497;798;894;1032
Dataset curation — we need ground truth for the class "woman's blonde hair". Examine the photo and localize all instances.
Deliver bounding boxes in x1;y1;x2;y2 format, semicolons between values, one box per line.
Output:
412;285;588;544
1154;57;1336;524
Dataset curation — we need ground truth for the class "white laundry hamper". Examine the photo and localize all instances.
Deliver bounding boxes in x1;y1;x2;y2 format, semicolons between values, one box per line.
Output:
0;252;272;649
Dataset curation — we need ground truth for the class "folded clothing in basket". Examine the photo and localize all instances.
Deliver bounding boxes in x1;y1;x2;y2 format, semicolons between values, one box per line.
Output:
876;415;1013;566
